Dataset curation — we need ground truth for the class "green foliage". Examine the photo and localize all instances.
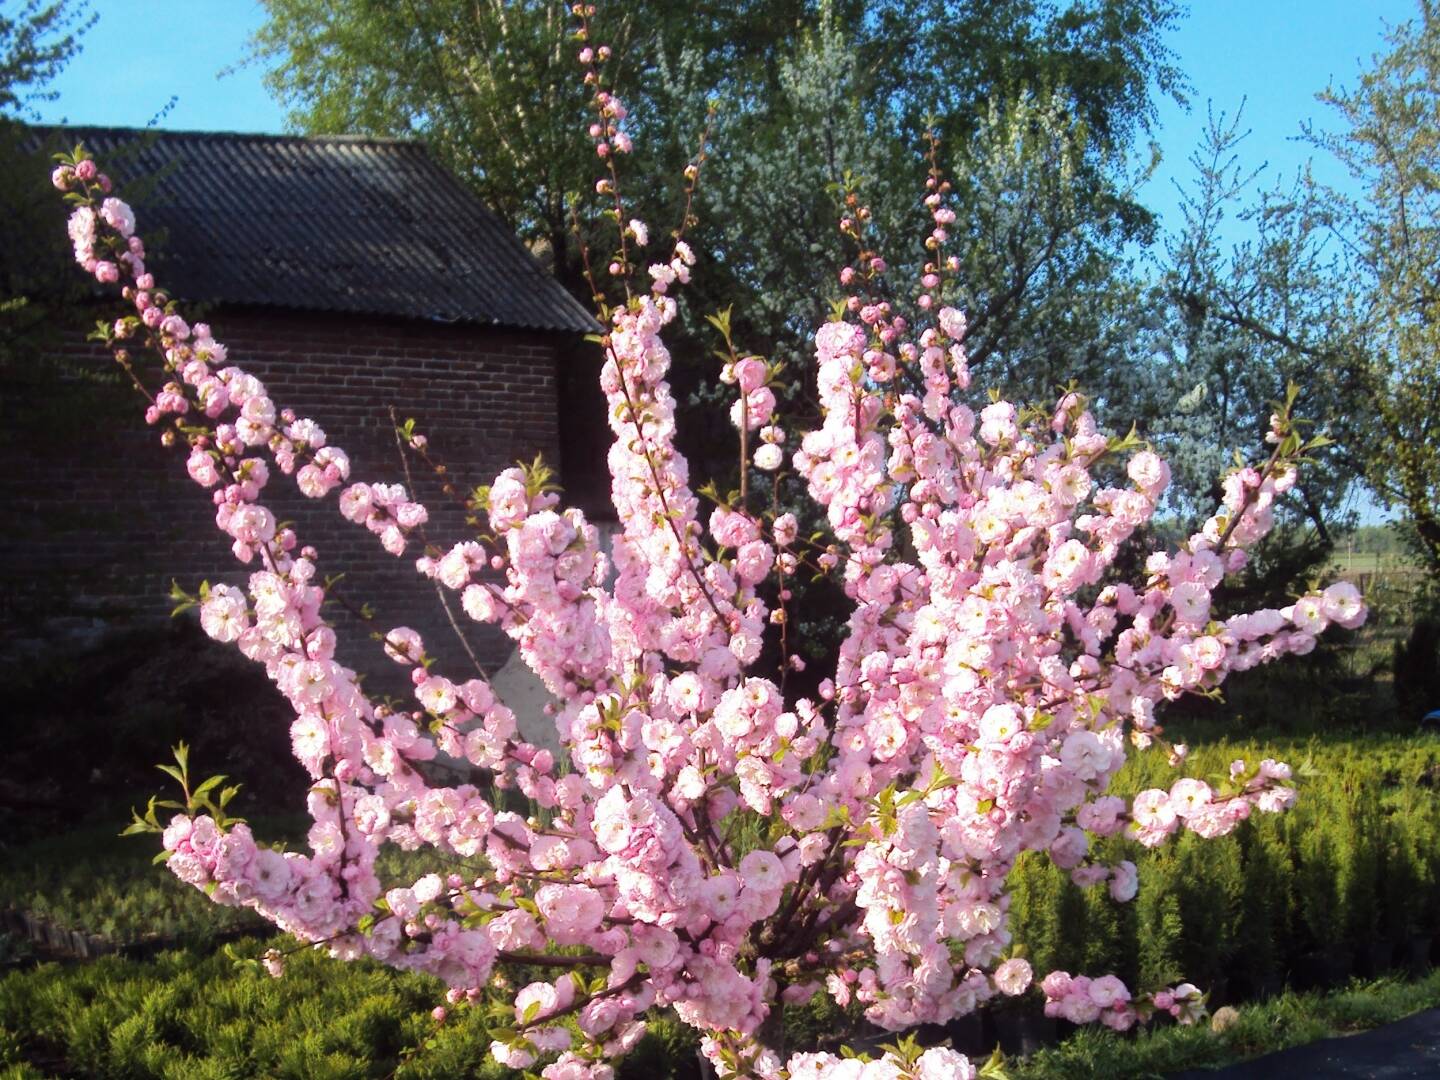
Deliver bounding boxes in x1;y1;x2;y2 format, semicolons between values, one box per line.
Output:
0;822;269;948
1075;873;1127;979
1235;826;1293;992
1133;865;1183;990
1009;731;1440;1004
617;1013;701;1080
0;937;503;1079
0;1;92;118
1173;832;1245;992
1009;854;1071;978
1292;813;1344;952
1010;970;1440;1080
123;741;248;845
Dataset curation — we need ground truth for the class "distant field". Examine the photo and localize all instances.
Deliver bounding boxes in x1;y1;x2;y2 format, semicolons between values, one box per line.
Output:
1327;551;1423;577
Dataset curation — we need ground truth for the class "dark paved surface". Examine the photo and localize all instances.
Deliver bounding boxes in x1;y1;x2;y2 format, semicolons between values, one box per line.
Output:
1169;1008;1440;1078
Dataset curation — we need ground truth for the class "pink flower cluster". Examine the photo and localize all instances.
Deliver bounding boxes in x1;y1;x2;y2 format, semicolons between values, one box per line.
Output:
784;1045;977;1080
56;51;1364;1076
1041;971;1205;1030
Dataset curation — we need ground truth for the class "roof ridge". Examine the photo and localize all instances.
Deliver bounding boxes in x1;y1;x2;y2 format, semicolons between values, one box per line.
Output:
32;123;422;148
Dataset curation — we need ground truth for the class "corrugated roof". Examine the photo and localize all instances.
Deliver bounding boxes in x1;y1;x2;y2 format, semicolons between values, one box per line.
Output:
42;127;599;333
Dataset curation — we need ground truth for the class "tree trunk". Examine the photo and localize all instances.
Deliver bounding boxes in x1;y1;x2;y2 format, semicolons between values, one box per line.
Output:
757;1001;786;1058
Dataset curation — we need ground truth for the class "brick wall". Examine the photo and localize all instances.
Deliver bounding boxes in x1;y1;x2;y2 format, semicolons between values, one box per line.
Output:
0;306;581;675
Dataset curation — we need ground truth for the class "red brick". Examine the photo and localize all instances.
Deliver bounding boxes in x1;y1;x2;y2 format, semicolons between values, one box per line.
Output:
0;307;595;674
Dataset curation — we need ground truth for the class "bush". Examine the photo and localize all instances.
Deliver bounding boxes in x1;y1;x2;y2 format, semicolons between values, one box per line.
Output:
0;622;305;848
0;822;269;950
1009;732;1440;1004
0;938;500;1079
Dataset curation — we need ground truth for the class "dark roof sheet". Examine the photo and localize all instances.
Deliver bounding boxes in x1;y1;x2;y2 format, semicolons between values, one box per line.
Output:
45;127;598;333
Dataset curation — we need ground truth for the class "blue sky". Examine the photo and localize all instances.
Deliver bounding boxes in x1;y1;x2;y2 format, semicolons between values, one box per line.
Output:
1142;1;1415;239
23;1;1418;239
24;2;285;133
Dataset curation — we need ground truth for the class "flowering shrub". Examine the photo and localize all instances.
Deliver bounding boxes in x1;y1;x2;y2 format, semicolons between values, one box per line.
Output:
51;13;1364;1076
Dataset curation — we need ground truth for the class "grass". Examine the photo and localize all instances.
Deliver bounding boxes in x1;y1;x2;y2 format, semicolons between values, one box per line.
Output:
1325;551;1422;576
1011;970;1440;1079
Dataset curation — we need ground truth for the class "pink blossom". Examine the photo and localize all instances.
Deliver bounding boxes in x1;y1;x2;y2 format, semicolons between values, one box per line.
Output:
57;128;1352;1078
993;957;1032;996
739;849;787;892
1322;581;1366;628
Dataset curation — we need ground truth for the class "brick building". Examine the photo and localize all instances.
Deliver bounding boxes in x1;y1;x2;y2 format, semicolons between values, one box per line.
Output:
1;128;604;670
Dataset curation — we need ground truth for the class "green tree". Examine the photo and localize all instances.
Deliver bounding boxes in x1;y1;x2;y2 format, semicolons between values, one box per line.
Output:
249;0;1182;399
0;0;88;116
248;0;861;301
1150;106;1374;598
1309;1;1440;578
1;0;94;371
1163;4;1440;584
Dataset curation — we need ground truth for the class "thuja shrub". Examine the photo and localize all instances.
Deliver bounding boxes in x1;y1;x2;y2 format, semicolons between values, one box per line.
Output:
0;938;504;1079
48;9;1369;1077
1009;737;1440;1004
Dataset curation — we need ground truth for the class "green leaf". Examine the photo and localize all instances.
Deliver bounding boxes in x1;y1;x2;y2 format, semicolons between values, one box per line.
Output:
156;764;185;786
191;774;226;801
979;1045;1012;1079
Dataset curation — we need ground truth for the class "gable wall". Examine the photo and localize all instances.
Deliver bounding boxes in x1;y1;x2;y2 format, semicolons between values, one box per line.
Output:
1;307;571;675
